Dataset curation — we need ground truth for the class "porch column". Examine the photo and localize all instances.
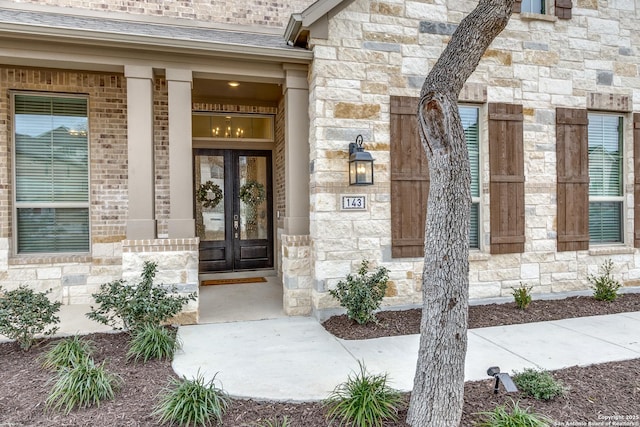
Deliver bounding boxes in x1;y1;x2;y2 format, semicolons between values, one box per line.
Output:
166;69;195;238
283;64;310;235
125;65;156;239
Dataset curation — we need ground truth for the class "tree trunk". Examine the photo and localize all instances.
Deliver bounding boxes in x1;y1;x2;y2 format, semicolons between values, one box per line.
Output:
406;1;514;426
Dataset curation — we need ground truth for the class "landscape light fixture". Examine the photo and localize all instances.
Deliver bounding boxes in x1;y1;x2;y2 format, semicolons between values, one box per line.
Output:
348;134;374;185
487;366;519;394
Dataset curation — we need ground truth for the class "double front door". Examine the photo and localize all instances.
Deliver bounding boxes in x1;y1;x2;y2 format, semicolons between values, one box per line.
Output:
194;149;273;272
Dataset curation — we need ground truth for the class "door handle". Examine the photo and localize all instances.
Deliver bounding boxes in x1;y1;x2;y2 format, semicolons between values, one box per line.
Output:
233;215;239;238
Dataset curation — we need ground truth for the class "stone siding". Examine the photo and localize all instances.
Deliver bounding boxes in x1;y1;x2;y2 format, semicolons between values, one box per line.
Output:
122;238;199;324
307;0;640;314
281;234;312;315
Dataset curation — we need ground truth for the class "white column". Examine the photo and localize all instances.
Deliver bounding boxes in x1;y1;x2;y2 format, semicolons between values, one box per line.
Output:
283;64;310;235
166;69;195;238
125;65;156;239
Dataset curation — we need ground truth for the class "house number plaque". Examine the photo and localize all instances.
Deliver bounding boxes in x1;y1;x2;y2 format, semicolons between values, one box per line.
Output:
341;195;366;210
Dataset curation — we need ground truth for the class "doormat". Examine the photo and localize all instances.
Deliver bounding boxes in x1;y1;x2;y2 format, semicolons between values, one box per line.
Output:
201;277;267;286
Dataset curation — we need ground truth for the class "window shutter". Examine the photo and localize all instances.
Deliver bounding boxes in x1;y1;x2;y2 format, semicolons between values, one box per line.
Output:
488;103;525;254
555;0;572;19
513;0;522;13
391;96;429;258
634;113;640;248
556;108;589;251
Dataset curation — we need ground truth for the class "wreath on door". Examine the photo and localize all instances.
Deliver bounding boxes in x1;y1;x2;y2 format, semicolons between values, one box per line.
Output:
239;180;266;235
197;181;223;209
239;180;266;207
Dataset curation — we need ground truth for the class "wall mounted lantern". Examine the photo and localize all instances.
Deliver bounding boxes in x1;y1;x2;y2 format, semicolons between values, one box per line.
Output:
348;135;374;185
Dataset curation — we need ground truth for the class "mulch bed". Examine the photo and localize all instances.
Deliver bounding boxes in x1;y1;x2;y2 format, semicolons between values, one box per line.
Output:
322;292;640;340
1;293;639;426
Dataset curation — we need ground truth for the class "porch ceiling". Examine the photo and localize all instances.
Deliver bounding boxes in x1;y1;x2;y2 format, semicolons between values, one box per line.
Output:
192;79;282;104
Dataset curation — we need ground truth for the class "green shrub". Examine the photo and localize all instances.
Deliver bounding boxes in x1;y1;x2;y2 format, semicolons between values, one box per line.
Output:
87;261;196;332
513;368;566;401
41;335;95;371
476;400;551;427
255;416;290;427
324;361;403;427
512;283;533;310
46;357;122;414
127;324;181;363
328;260;389;325
588;259;622;302
154;372;230;426
0;286;61;351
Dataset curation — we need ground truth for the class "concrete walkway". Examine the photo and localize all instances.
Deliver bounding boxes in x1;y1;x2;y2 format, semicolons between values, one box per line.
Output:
2;304;639;403
172;312;640;402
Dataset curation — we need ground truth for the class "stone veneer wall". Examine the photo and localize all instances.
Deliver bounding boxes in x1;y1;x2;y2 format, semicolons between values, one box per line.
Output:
306;0;640;315
0;67;128;304
281;234;312;315
11;0;315;29
122;238;199;325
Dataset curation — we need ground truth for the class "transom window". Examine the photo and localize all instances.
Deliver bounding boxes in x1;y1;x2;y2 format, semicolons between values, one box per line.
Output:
588;113;623;244
192;113;274;141
460;106;481;249
13;93;90;254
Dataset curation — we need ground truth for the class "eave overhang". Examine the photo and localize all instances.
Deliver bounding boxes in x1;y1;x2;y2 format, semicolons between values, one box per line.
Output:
0;8;313;65
284;0;353;47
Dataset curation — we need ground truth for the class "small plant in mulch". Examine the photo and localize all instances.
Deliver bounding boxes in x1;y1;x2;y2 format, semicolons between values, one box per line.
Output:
127;324;181;363
511;283;533;310
512;368;566;401
476;399;551;427
46;357;122;414
87;261;196;332
255;416;291;427
0;285;61;351
328;259;390;325
324;361;403;427
154;372;230;426
41;335;95;371
588;258;622;302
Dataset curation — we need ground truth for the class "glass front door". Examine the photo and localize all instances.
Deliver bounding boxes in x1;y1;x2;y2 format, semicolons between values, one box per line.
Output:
194;149;273;272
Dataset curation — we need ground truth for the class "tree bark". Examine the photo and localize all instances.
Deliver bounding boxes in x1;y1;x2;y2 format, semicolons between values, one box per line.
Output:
406;1;514;426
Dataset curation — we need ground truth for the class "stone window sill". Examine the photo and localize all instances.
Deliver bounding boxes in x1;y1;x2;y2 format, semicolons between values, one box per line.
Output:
588;245;635;256
9;254;92;266
519;12;558;23
469;251;490;262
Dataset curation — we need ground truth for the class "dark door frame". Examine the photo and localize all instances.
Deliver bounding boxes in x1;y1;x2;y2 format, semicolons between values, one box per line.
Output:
194;148;274;272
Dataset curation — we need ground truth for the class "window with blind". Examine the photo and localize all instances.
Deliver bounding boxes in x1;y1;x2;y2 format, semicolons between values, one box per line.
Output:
520;0;544;14
588;114;623;244
460;106;480;249
13;93;90;254
390;96;482;258
514;0;572;19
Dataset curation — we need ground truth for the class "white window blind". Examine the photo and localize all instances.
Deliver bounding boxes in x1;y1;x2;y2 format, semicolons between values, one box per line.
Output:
460;106;480;249
521;0;545;14
588;114;623;244
14;94;90;253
